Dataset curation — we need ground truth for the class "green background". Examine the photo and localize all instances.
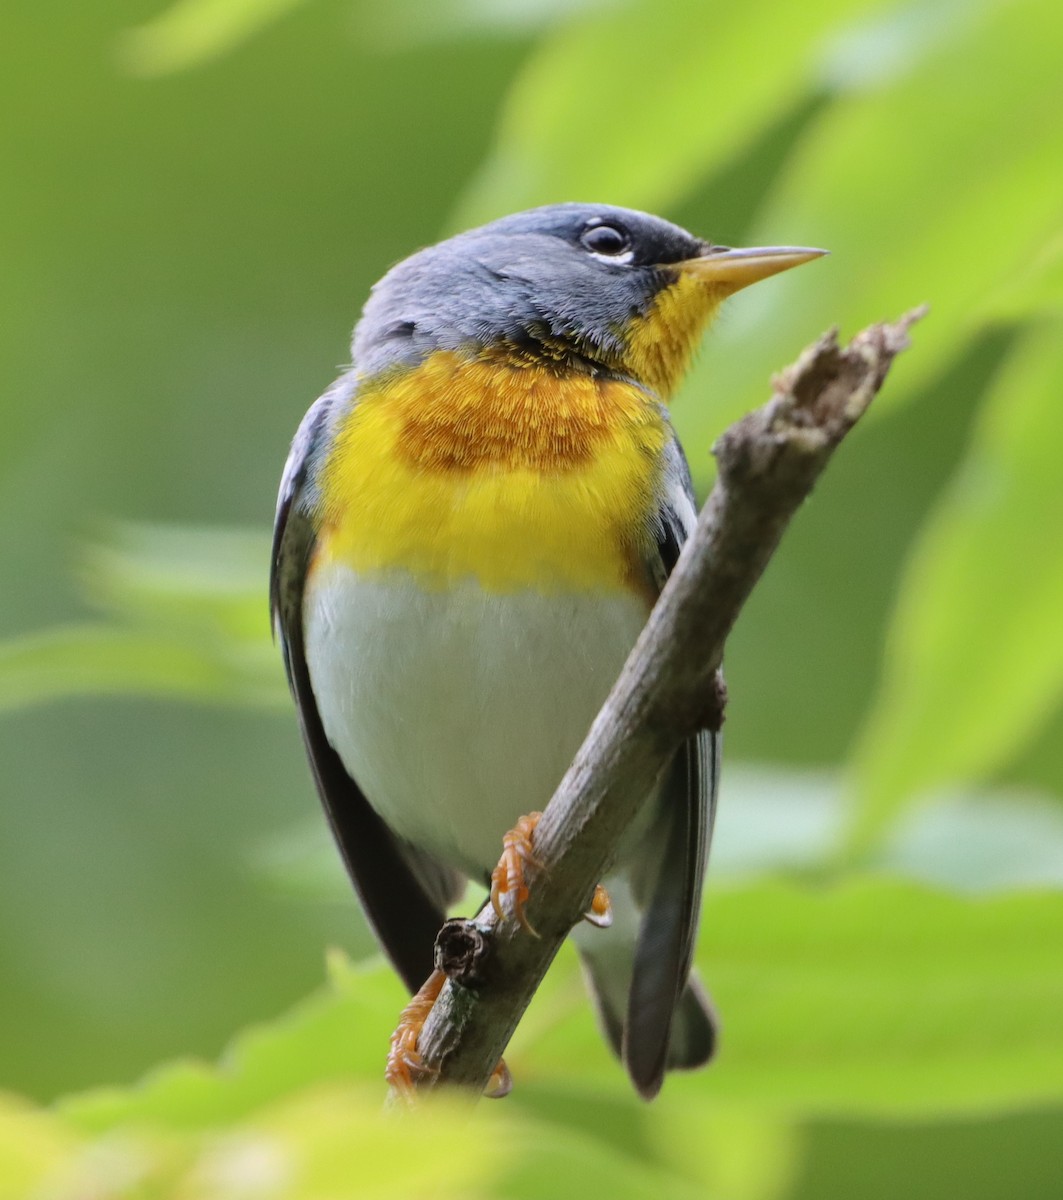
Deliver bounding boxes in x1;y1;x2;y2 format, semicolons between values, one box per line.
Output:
2;0;1062;1195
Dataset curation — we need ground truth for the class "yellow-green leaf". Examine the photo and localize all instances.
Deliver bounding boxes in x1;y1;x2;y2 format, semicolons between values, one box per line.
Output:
63;881;1063;1126
450;0;901;230
672;0;1063;468
118;0;312;76
846;320;1063;854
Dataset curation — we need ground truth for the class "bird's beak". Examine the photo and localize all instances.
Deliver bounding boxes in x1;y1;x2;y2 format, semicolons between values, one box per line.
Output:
676;245;827;294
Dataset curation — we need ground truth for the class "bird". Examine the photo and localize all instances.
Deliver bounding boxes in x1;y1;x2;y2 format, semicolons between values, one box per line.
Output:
270;203;824;1099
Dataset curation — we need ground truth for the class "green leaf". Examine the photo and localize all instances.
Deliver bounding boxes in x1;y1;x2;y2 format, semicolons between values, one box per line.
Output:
450;0;900;230
723;882;1063;1116
81;523;271;639
846;321;1063;854
981;229;1063;324
357;0;622;51
117;0;313;76
254;765;1063;902
0;625;283;713
0;524;285;713
0;1095;79;1200
715;767;1063;893
511;1081;801;1200
528;881;1063;1118
489;1115;710;1200
59;956;408;1131
62;882;1063;1127
40;880;1063;1191
13;1083;512;1198
54;956;709;1199
671;0;1063;468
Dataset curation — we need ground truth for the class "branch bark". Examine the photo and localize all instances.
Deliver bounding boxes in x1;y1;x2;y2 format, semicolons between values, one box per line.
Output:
405;309;927;1100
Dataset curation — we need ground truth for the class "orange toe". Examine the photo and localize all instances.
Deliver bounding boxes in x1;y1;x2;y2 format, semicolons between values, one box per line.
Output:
385;968;445;1101
583;883;613;928
485;1058;513;1099
490;811;543;936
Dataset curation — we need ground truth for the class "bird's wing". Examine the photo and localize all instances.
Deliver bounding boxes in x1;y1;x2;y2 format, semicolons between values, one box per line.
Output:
271;378;463;994
624;435;720;1094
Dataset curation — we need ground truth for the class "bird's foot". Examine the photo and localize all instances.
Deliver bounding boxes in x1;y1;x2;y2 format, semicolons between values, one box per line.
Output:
385;967;513;1102
490;812;612;934
490;811;543;935
385;968;444;1101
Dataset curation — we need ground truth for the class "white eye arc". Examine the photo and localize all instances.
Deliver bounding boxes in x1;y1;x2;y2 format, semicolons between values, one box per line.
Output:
580;222;634;264
590;246;635;266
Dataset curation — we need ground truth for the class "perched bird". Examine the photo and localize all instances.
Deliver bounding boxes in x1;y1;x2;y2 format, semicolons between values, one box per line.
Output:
271;204;823;1098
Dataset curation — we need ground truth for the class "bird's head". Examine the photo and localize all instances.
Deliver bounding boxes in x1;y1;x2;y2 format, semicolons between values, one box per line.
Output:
352;203;825;398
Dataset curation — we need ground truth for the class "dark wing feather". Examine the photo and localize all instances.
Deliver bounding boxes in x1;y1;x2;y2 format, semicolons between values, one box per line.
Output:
624;440;720;1096
271;382;461;993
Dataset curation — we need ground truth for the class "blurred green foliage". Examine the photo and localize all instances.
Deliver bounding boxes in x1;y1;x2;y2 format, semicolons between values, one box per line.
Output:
2;0;1062;1195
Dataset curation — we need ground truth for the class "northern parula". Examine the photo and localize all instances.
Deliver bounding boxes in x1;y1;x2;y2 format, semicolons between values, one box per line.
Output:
271;204;823;1097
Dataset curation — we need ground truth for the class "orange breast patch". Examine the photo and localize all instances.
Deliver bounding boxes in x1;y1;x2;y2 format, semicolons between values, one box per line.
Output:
315;350;670;594
389;349;656;473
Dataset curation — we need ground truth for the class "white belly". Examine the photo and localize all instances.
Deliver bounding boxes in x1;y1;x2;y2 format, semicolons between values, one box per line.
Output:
303;564;649;880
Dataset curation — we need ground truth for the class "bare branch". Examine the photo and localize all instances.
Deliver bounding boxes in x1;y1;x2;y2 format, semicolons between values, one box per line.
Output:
405;308;927;1100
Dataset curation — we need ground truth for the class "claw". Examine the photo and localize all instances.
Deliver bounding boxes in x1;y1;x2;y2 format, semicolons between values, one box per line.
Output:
583;883;613;928
490;811;543;936
385;968;445;1102
485;1058;513;1099
386;968;515;1101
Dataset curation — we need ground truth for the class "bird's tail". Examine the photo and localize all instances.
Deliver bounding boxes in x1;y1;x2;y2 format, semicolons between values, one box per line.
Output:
571;879;717;1099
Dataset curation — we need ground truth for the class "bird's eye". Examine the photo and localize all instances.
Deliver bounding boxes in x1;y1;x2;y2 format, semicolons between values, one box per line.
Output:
580;223;632;258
